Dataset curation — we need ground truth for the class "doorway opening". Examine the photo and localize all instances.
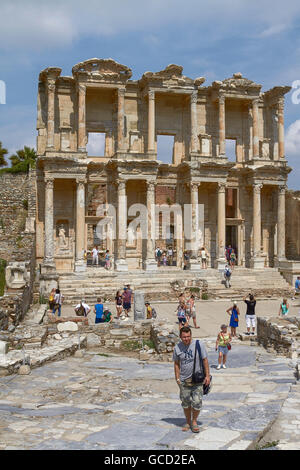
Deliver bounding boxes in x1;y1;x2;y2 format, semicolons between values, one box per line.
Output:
226;225;238;264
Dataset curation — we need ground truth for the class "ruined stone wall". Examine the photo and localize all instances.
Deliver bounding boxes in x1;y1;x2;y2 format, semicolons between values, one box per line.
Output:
0;171;36;263
257;316;300;359
286;191;300;260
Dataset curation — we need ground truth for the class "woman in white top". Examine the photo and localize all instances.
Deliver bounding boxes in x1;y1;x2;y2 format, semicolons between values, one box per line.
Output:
200;246;208;269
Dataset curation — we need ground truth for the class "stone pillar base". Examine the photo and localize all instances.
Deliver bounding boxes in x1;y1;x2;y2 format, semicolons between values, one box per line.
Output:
74;261;86;273
115;259;128;272
144;259;158;271
250;257;265;269
215;258;227;270
273;257;287;268
189;259;201;271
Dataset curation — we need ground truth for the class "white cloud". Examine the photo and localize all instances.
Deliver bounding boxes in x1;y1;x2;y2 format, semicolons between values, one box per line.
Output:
285;119;300;155
1;0;300;51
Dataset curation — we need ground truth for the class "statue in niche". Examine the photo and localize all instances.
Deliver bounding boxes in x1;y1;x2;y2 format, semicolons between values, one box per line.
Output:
58;224;68;248
127;225;136;246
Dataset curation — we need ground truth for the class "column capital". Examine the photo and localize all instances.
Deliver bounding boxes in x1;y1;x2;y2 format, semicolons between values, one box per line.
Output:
116;179;126;191
190;90;198;104
77;83;86;94
148;89;155;100
190;182;200;192
47;81;56;92
278;184;287;194
219;93;225;105
252;97;260;106
117;87;126;97
253;182;263;193
45;177;54;188
277;97;285;110
217;181;226;193
76;177;86;186
146;180;156;191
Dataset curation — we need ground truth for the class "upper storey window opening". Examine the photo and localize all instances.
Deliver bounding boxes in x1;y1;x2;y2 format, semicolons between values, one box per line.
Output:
226;138;236;162
157;134;174;164
87;132;105;156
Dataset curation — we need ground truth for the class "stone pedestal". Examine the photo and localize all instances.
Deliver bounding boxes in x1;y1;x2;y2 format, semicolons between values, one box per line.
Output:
250;257;265;269
115;259;129;272
189;259;202;271
134;291;145;321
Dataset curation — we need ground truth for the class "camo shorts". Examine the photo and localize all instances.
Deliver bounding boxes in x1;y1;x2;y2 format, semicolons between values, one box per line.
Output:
179;382;203;411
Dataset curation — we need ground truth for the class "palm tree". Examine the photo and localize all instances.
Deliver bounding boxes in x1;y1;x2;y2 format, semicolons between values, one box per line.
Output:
9;146;37;171
0;142;8;167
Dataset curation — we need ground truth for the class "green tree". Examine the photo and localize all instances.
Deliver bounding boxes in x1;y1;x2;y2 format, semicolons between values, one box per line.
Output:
0;142;8;167
9;146;37;172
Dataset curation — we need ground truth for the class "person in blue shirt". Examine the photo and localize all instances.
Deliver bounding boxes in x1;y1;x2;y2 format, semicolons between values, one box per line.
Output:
292;277;300;300
94;297;105;324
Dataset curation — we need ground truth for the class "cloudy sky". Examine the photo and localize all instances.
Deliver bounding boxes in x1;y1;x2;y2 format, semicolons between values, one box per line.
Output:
1;0;300;188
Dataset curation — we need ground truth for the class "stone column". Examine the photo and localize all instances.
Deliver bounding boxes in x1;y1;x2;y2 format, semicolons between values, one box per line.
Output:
277;185;286;261
144;181;157;271
252;98;260;158
218;94;226;156
44;177;55;265
75;179;86;272
175;184;183;269
117;88;126;152
250;183;264;268
147;89;156;156
77;83;86;152
46;81;56;150
278;98;285;159
115;180;128;271
190;91;198;154
189;182;201;271
216;182;226;269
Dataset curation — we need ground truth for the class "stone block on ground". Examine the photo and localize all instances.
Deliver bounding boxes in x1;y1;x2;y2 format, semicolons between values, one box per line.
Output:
18;365;31;375
134;291;145;321
57;321;79;333
0;341;9;355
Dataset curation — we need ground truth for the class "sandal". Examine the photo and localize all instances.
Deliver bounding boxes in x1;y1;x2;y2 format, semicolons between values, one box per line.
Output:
182;424;190;432
191;424;200;433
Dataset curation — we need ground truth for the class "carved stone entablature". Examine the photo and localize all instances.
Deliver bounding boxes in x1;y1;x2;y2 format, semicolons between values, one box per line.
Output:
212;73;262;95
263;86;292;106
140;64;197;88
72;58;132;82
39;67;62;83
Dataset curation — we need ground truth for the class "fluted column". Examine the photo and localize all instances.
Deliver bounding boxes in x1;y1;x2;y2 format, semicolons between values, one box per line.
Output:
218;94;226;156
77;83;86;152
252;98;260;158
189;182;201;271
250;183;264;268
147;89;156;156
277;185;286;261
46;81;55;150
44;177;55;264
115;180;128;271
278;98;285;160
190;91;198;154
216;182;226;269
144;181;157;270
117;88;125;152
175;184;183;269
75;179;86;272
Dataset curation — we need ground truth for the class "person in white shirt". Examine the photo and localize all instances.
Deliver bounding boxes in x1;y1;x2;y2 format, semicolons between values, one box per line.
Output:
74;299;91;317
92;246;99;265
200;246;208;269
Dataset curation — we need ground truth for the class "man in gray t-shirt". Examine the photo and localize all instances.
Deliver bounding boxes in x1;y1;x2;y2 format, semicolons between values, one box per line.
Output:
173;326;210;433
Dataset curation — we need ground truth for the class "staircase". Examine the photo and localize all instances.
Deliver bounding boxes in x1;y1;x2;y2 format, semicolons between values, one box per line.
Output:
57;266;293;305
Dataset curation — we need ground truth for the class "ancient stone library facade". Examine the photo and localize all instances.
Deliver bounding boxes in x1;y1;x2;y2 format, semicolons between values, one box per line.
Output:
34;58;300;282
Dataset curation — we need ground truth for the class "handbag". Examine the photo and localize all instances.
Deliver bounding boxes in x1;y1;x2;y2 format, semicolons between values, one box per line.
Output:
192;340;213;394
191;340;205;384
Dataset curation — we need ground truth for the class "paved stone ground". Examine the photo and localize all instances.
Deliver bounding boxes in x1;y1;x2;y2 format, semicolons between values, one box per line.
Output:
62;298;300;339
0;340;298;450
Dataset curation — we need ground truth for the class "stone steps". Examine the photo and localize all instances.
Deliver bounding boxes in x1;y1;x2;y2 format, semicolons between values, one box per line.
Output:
57;267;292;304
